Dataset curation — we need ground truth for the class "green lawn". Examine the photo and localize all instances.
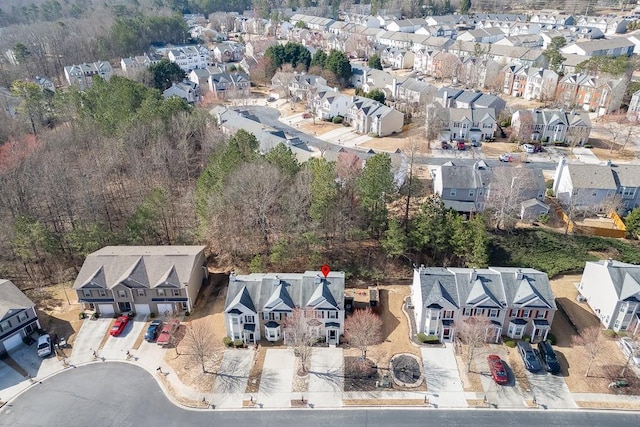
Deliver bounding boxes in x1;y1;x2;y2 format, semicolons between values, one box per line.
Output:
489;229;640;278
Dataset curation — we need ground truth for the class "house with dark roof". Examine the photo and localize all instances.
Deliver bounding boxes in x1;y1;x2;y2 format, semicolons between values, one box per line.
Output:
412;266;556;343
511;109;591;146
224;271;345;345
0;280;40;356
577;260;640;334
73;246;207;316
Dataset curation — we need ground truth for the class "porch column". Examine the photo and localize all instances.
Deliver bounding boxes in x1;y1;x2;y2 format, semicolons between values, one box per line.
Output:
495;328;501;344
542;328;549;342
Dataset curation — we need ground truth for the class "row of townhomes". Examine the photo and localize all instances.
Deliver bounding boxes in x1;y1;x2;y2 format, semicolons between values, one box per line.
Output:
412;267;557;343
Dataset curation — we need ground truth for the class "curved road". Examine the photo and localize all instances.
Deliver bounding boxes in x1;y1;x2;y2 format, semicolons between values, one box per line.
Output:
1;363;638;427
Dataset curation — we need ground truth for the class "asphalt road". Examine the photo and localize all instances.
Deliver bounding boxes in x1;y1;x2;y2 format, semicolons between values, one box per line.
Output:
235;106;557;171
1;363;638;427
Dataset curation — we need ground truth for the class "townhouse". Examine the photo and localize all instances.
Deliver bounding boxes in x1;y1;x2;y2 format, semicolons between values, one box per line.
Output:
159;45;211;71
120;54;157;74
73;246;207;316
560;38;635;57
574;16;628;35
553;160;640;212
456;27;506;44
412;266;556;343
208;72;251;99
224;271;345;345
63;61;113;90
163;80;200;103
511;109;591;146
434;87;506;114
627;89;640;121
555;73;628;115
0;280;41;356
212;42;244;63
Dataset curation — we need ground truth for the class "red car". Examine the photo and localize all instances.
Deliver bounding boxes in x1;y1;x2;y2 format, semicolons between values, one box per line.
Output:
487;354;509;385
110;316;130;337
302;112;312;119
157;320;180;346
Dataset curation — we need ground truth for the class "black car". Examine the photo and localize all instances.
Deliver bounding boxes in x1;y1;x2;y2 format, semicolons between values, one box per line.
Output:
517;341;542;372
537;341;561;374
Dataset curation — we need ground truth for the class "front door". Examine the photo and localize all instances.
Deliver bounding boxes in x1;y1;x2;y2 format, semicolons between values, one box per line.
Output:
118;302;132;312
442;328;451;341
328;329;337;344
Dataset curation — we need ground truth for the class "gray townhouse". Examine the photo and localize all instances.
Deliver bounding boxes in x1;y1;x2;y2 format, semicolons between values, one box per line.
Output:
0;279;41;356
73;246;207;317
224;271;345;345
412;266;556;343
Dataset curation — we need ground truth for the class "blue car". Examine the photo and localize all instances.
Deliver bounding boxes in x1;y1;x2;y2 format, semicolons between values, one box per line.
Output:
517;341;542;372
145;320;163;342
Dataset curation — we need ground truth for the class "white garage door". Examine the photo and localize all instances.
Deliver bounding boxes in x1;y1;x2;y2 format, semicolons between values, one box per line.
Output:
157;303;175;317
135;304;151;315
98;304;115;315
3;333;24;353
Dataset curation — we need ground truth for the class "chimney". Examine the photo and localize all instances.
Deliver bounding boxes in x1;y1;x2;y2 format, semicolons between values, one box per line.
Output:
470;268;478;282
273;275;281;286
516;269;523;280
606;159;612;167
443;90;449;107
604;258;612;267
229;271;237;282
314;274;322;285
392;77;397;98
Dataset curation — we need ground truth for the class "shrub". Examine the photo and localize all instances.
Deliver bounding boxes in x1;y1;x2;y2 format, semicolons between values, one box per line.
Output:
223;337;233;347
603;329;617;339
332;115;343;124
537;213;550;224
546;333;556;345
185;311;190;316
233;339;244;348
417;333;440;344
149;312;156;319
504;340;516;348
523;335;531;343
92;312;99;319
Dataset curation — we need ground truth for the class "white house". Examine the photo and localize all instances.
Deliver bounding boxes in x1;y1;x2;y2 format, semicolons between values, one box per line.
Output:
63;61;113;90
224;271;345;345
162;81;200;103
577;260;640;334
412;266;556;343
627;89;640;122
0;280;41;356
162;45;211;71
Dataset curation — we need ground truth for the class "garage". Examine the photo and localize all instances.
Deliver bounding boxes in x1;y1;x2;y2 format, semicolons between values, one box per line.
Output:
2;333;25;353
98;304;115;316
134;304;150;315
156;303;175;317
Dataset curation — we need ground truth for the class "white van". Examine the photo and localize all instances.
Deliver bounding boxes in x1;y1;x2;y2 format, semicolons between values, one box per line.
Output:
37;334;52;357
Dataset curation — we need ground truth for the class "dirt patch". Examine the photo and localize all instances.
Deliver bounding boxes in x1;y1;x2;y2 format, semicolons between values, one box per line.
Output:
163;349;218;394
550;274;600;333
343;356;379;391
358;124;429;153
343;399;427;406
97;319;115;350
507;349;532;393
292;357;309;393
156;372;209;409
32;283;83;347
299;120;342;135
390;354;422;385
576;401;640;410
132;321;149;350
245;345;267;393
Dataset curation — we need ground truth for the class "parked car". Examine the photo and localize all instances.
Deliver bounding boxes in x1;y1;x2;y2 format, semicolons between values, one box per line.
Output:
145;320;163;342
302;112;312;119
619;337;640;366
471;139;479;147
456;140;466;150
537;341;561;374
266;96;276;102
37;334;52;357
499;153;514;162
110;316;130;337
441;141;451;149
487;354;509;385
157;319;180;346
517;341;542;372
520;143;535;153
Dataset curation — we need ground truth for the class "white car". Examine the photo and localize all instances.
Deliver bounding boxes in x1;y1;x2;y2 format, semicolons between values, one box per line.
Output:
37;334;52;357
619;337;640;366
521;143;535;153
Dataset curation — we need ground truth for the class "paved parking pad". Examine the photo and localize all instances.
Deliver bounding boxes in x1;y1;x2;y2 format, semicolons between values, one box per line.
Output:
257;349;295;408
479;372;526;408
421;345;467;407
211;349;254;409
70;318;112;365
100;315;147;360
308;347;343;407
526;371;576;409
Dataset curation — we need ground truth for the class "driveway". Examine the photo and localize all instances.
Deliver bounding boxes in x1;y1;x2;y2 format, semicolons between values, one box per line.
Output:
526;370;576;409
211;349;254;409
69;318;112;364
308;347;343;407
99;314;147;360
421;345;467;407
257;348;295;407
571;147;601;164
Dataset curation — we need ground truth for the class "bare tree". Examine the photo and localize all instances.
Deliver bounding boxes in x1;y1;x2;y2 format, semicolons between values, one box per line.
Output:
283;308;316;374
182;320;219;374
571;326;605;378
457;316;493;373
344;308;383;359
485;166;540;231
601;113;640;153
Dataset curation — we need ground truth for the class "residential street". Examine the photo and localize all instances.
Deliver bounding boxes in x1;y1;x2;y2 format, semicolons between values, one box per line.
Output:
1;363;638;427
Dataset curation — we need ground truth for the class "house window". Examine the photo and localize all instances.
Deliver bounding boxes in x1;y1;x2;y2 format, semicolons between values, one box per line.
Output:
450;189;457;197
83;290;92;298
231;316;240;325
172;289;181;297
17;312;28;322
157;289;165;297
442;310;454;319
469;190;475;197
489;309;499;318
245;315;255;323
99;289;107;297
328;311;338;319
180;302;188;311
620;305;626;313
118;290;126;298
137;289;145;297
0;321;11;332
614;320;620;328
522;309;531;318
463;308;472;316
591;191;597;197
536;310;547;319
473;308;485;316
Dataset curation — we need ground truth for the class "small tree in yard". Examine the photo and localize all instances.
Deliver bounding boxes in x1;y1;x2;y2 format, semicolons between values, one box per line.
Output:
345;308;383;359
283;308;316;375
457;316;492;373
572;326;605;378
183;320;218;374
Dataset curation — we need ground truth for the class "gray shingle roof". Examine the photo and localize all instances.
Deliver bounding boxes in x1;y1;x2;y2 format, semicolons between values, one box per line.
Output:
587;260;640;302
612;165;640;188
0;280;35;319
568;164;617;190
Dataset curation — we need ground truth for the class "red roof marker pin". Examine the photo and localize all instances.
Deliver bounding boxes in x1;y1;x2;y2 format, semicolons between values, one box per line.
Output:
321;264;331;278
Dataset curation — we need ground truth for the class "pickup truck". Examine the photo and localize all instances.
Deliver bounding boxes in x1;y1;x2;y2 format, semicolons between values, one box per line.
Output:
156;319;180;346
